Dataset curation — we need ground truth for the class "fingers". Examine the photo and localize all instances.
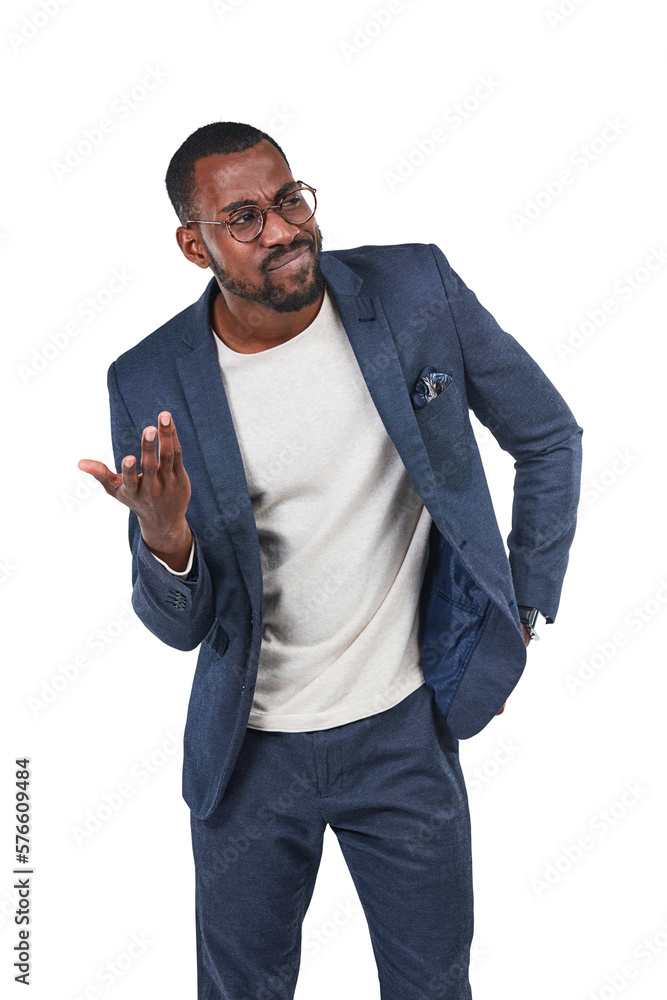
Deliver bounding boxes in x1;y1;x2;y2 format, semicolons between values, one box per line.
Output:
121;453;140;494
124;413;172;486
129;412;181;483
93;413;181;505
154;412;184;475
140;423;158;481
156;412;175;474
166;413;185;473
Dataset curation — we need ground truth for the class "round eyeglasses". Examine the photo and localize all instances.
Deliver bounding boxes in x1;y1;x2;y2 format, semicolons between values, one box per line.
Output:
186;182;317;243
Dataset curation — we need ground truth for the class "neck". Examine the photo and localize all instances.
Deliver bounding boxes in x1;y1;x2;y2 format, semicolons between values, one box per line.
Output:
210;285;325;354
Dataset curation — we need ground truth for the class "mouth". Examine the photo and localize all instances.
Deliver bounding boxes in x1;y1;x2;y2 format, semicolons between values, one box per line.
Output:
267;246;311;273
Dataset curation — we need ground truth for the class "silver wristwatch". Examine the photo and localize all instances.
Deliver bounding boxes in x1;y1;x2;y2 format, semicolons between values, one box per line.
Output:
518;606;542;641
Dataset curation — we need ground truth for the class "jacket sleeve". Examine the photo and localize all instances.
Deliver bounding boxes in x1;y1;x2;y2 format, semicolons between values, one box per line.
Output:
429;243;583;623
107;361;216;651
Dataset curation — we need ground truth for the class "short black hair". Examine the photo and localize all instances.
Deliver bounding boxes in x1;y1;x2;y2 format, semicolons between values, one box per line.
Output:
165;121;291;225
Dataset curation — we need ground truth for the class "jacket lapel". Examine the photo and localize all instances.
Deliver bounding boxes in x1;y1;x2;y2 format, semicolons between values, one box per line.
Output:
321;254;441;522
176;283;263;605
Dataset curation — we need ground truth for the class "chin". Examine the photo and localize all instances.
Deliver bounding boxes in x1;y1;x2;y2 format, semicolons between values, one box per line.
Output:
266;273;324;314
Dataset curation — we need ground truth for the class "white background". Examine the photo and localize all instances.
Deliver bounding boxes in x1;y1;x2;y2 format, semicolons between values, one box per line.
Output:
2;0;666;998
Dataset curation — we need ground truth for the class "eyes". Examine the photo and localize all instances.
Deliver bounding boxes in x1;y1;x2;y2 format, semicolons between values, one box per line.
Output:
187;183;317;243
281;192;304;210
226;186;316;240
229;209;259;229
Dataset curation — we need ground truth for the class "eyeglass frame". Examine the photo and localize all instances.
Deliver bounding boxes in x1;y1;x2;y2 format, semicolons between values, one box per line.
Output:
185;181;317;243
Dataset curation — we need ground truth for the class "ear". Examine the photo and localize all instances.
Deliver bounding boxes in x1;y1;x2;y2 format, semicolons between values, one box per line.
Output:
176;225;213;270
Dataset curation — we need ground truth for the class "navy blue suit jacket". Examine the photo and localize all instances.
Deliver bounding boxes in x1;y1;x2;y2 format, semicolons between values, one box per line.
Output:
107;243;583;820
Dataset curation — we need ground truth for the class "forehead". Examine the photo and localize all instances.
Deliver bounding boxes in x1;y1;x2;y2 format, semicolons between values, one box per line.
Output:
192;141;294;212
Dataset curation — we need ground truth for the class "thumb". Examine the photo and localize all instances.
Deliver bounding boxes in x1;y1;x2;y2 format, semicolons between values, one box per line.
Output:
78;459;122;495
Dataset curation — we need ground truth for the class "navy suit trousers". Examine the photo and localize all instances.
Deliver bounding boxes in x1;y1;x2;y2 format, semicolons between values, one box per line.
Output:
190;682;474;999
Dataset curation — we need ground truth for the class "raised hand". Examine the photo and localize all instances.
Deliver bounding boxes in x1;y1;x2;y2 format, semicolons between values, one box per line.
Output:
78;411;193;571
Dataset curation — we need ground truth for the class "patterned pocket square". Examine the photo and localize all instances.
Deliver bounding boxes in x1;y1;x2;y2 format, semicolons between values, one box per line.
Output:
411;365;453;410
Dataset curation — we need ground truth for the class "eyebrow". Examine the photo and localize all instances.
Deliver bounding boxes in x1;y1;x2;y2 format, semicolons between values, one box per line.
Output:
216;181;298;218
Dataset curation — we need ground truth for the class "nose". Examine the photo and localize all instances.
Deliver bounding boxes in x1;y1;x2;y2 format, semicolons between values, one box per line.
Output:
258;204;300;247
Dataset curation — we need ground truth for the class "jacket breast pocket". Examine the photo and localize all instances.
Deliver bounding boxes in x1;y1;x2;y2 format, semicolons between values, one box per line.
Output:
414;377;457;426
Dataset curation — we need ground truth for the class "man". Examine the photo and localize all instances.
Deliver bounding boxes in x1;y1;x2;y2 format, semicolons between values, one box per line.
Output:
79;121;582;999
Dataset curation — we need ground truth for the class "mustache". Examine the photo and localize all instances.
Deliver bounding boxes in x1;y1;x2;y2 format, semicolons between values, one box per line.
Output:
262;237;318;273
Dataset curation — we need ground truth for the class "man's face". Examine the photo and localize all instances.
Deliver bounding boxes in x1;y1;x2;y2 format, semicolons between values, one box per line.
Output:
188;141;324;314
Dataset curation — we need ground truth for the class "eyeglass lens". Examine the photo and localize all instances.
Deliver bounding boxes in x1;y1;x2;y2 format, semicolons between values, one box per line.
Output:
228;187;316;241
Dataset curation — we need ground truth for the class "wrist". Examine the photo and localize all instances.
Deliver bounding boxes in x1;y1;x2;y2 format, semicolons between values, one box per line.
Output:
140;518;190;550
141;520;192;565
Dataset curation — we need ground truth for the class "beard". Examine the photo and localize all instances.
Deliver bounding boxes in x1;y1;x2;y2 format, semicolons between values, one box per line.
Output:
205;224;325;314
